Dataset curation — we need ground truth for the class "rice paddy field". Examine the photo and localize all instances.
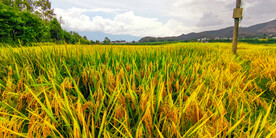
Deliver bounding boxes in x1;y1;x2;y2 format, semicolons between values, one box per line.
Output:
0;43;276;137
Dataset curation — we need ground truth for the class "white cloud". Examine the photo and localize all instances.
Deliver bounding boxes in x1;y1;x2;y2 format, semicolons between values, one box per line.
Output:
197;12;224;27
242;0;276;26
52;0;276;36
170;0;234;30
54;7;194;37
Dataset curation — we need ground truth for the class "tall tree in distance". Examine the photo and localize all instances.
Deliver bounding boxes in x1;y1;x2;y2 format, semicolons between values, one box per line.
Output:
49;18;62;42
34;0;55;21
15;0;34;11
1;0;93;45
0;3;44;45
1;0;55;22
103;37;111;44
83;36;88;40
1;0;14;6
1;0;33;11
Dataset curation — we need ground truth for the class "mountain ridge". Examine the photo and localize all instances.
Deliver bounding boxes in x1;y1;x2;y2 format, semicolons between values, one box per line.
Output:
139;19;276;42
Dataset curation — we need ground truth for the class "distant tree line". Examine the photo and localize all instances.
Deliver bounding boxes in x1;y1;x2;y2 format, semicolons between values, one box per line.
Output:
208;38;276;44
0;0;94;46
239;38;276;44
139;37;276;45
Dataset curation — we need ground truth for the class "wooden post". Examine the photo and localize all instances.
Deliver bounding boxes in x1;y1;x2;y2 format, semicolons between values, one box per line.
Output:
232;0;242;54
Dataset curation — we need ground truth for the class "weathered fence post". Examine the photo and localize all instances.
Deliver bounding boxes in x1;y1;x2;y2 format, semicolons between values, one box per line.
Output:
232;0;243;54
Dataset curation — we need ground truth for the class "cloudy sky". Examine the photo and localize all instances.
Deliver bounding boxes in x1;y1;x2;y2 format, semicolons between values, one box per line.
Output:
52;0;276;39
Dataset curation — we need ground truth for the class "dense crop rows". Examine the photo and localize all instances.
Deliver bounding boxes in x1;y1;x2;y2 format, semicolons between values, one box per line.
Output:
0;43;275;137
